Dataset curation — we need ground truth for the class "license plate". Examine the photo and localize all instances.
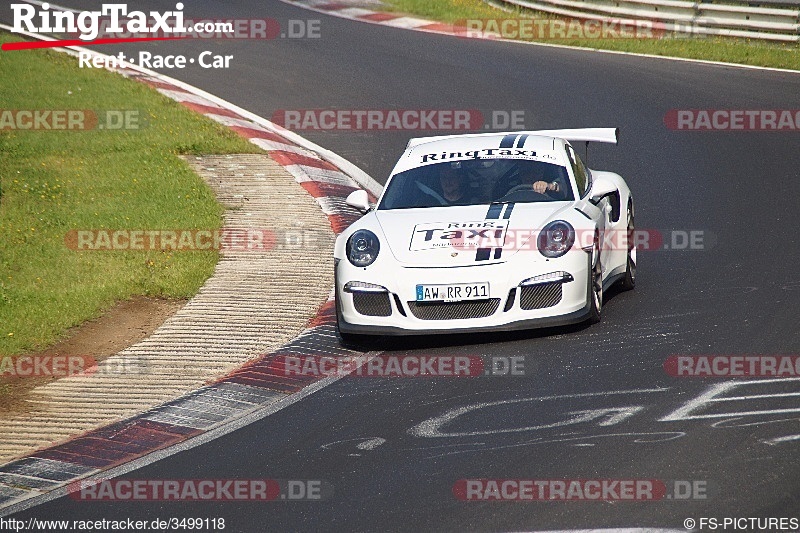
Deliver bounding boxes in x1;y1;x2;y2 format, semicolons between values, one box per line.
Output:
415;282;489;302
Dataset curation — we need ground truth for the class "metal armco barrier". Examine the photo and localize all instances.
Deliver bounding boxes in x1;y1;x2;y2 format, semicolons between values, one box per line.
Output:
486;0;800;41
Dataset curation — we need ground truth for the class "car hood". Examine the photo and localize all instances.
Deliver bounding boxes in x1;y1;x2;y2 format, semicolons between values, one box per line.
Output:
374;202;573;267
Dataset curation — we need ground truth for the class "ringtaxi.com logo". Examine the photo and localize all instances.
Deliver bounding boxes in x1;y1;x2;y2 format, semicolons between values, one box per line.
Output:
66;17;321;41
12;2;195;41
7;3;322;42
0;109;142;130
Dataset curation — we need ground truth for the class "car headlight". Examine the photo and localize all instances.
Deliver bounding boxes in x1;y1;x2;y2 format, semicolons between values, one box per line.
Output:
347;229;380;267
537;220;575;258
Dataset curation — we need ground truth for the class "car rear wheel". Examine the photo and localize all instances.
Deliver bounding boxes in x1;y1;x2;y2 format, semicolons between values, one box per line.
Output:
620;199;636;290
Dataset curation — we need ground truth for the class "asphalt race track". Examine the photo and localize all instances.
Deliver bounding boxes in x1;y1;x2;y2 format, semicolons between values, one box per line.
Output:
2;0;800;530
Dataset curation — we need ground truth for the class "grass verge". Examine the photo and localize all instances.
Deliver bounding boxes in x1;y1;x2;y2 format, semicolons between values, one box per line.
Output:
0;31;261;355
386;0;800;71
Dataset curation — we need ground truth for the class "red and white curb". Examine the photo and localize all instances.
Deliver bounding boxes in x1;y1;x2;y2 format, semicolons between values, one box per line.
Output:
0;28;382;515
278;0;462;36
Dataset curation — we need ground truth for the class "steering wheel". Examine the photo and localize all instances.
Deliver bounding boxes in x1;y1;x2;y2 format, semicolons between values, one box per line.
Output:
495;187;551;202
505;184;537;196
495;184;551;203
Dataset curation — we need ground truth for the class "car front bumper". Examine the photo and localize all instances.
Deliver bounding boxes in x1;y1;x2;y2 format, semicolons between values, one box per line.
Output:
335;250;593;336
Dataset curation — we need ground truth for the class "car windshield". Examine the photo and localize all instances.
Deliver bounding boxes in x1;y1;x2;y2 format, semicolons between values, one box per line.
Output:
378;158;573;210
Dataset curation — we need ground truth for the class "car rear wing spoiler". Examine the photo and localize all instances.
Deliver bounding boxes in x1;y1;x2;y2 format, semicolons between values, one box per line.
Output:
405;128;619;150
522;128;618;145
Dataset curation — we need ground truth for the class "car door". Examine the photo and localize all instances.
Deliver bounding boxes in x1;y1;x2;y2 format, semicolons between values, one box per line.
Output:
566;145;612;275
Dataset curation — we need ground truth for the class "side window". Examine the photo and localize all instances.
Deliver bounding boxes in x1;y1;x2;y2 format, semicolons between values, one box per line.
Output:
565;145;588;196
576;152;592;196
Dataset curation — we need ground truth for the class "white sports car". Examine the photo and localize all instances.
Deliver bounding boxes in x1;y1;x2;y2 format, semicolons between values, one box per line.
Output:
334;128;635;340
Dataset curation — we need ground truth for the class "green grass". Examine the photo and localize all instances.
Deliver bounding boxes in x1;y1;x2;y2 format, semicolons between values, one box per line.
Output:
0;32;262;355
386;0;800;71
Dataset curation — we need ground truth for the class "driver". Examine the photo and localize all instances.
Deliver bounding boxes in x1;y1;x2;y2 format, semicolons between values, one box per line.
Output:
492;162;567;201
498;177;565;201
532;179;562;197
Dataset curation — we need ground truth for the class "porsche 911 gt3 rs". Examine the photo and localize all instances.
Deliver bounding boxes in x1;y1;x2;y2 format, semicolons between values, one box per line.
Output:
334;128;635;340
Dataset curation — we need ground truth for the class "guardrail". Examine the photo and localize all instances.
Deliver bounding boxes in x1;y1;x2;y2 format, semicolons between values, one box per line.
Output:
486;0;800;41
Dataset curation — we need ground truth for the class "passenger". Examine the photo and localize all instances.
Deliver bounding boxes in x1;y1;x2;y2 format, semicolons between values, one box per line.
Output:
438;163;472;205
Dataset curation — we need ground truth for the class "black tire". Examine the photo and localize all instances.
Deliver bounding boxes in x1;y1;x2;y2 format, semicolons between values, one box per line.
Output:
620;199;636;291
587;235;603;324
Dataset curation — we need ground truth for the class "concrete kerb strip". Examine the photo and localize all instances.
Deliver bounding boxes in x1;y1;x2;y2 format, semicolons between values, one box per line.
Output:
0;28;382;513
280;0;800;75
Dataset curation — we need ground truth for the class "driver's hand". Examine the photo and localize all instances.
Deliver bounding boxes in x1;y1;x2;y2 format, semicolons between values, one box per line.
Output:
533;181;548;194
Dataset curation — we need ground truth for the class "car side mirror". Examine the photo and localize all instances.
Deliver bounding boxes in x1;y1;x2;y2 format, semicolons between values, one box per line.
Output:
346;189;372;213
589;176;617;205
